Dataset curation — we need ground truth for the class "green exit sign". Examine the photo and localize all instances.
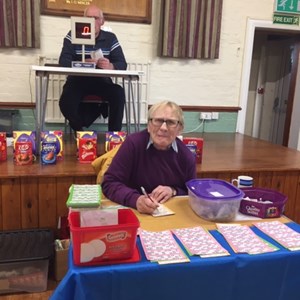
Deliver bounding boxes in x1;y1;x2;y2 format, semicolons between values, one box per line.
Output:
273;13;300;24
275;0;300;14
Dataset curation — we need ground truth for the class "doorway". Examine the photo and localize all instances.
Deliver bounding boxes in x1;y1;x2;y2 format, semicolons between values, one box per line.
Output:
245;32;299;146
237;20;300;150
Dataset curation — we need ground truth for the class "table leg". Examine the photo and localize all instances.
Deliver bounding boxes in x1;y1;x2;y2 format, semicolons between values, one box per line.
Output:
123;78;131;134
121;78;128;133
137;79;140;132
35;75;42;154
35;72;49;154
126;76;141;133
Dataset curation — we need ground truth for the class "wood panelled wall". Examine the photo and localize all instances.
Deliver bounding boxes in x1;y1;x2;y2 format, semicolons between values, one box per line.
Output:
0;176;95;231
0;170;299;232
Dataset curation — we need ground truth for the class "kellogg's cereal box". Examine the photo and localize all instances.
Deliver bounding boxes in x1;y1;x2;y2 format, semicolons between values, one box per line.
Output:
105;131;127;152
41;131;63;160
183;137;204;164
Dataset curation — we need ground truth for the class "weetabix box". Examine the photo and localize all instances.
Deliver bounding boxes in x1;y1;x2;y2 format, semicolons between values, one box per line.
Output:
183;137;204;164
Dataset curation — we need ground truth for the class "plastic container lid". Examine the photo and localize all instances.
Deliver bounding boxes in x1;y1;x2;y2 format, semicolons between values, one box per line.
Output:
0;229;53;263
186;179;244;201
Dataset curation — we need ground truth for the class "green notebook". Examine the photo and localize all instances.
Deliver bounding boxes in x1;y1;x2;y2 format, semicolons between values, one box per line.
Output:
66;184;101;208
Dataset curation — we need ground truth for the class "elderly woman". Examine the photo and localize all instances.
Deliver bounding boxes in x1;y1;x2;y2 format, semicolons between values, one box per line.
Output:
101;100;196;214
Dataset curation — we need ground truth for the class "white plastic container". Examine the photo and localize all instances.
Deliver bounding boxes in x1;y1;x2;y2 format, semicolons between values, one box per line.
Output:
186;179;245;222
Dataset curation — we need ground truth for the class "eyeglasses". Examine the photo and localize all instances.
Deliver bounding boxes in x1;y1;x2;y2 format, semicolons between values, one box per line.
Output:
149;118;180;128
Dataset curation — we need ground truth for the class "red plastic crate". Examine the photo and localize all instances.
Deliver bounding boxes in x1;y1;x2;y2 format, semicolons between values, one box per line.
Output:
69;209;139;266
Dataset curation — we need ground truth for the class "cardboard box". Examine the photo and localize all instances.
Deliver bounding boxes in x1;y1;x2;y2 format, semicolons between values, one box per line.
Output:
239;188;287;218
54;239;70;281
76;131;97;162
183;137;204;164
105;131;126;152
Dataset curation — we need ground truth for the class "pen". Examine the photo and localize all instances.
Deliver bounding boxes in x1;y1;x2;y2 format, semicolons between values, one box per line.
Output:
141;186;155;203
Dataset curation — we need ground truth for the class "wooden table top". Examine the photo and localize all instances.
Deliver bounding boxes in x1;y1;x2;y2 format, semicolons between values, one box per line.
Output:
197;133;300;173
101;196;291;231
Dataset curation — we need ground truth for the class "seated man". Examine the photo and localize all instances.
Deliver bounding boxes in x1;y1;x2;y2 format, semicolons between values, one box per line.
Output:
102;100;197;214
58;4;127;132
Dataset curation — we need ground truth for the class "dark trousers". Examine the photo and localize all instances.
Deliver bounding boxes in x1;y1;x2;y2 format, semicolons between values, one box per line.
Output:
59;76;125;131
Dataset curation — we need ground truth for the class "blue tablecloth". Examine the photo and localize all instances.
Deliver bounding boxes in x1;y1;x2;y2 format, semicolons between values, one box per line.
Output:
50;222;300;300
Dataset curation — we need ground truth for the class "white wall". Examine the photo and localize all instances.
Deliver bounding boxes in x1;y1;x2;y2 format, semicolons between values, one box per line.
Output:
0;0;277;107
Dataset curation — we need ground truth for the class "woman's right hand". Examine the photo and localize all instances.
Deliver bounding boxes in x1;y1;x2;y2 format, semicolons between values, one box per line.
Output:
136;195;159;214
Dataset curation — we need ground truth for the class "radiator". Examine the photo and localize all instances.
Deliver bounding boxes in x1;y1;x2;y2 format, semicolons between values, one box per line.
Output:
38;56;150;125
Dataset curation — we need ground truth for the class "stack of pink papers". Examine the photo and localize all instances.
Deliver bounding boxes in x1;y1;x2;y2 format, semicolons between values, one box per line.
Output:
254;221;300;251
172;227;229;257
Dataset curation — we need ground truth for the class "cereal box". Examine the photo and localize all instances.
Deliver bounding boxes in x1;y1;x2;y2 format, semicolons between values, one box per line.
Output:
41;131;63;160
0;132;7;161
183;137;204;164
105;131;127;152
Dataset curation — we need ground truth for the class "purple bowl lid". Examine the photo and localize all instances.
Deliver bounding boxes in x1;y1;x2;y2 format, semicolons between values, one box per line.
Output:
186;179;244;201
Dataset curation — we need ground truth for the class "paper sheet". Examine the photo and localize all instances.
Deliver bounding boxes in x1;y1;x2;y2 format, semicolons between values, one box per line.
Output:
139;229;189;264
172;227;229;257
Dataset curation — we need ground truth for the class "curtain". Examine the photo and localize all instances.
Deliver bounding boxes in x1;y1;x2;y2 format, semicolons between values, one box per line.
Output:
0;0;40;48
160;0;223;59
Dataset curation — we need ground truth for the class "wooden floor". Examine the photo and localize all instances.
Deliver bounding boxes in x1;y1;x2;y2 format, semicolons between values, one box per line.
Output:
0;278;58;299
1;132;300;298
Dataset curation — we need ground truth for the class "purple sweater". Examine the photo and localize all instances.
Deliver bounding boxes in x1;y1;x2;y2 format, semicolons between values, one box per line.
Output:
101;130;196;208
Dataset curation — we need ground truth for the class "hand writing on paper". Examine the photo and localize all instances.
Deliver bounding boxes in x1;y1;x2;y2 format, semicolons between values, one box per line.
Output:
136;195;159;214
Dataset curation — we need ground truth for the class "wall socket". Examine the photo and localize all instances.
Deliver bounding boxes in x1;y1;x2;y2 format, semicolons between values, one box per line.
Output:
212;112;219;119
200;112;212;120
200;112;219;120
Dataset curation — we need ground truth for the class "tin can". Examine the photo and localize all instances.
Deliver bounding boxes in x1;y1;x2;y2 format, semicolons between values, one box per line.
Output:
14;141;33;165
